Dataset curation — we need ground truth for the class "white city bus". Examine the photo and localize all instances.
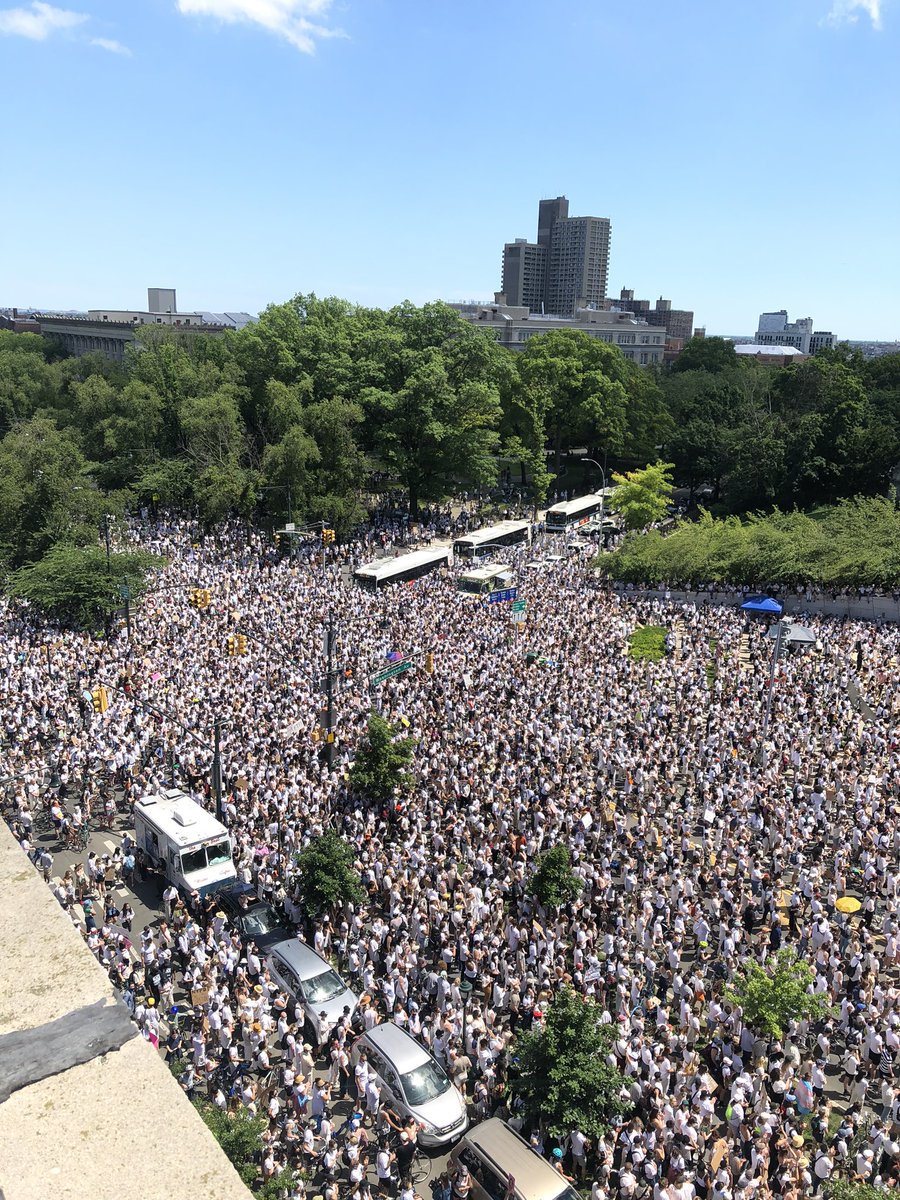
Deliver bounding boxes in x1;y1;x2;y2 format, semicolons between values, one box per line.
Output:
457;563;515;596
452;520;532;560
354;547;452;591
545;492;611;532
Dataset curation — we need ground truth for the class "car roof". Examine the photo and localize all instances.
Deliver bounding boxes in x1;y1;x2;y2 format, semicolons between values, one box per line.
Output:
361;1022;431;1069
268;939;332;980
215;881;257;905
460;1120;570;1200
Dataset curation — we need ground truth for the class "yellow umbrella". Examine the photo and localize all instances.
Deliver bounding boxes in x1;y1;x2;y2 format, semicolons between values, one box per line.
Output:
836;896;862;914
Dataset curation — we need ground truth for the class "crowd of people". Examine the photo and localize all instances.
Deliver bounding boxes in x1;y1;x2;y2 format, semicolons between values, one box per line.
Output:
3;509;900;1199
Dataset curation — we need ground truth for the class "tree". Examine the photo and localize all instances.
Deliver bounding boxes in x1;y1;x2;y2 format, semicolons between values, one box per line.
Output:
9;545;163;628
302;396;370;534
669;335;738;375
193;1100;266;1188
371;338;502;515
518;330;628;469
825;1181;891;1200
508;986;628;1137
349;712;415;805
0;417;100;566
725;947;835;1041
179;387;252;525
605;499;900;590
529;845;583;909
291;831;364;919
611;460;675;531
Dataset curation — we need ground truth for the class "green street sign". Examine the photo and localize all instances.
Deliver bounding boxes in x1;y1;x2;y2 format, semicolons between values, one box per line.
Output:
118;584;131;600
511;599;526;612
370;658;414;686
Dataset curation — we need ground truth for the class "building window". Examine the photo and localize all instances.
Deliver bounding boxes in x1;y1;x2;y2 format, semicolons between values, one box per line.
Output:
640;352;649;365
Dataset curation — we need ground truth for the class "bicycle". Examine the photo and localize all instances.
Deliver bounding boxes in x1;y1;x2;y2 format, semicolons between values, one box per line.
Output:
77;823;90;851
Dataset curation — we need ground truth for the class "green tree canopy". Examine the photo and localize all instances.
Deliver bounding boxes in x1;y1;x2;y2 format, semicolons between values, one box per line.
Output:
606;498;900;589
529;845;583;909
509;985;628;1137
611;460;675;531
518;330;629;468
291;830;364;919
725;947;835;1041
669;335;738;374
349;711;415;805
0;417;102;566
9;544;163;628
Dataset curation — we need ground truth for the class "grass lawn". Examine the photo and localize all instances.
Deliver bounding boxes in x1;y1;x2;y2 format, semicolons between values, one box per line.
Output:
628;625;667;662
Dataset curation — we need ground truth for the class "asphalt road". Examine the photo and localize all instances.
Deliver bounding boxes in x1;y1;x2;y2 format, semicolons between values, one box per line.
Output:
30;808;453;1193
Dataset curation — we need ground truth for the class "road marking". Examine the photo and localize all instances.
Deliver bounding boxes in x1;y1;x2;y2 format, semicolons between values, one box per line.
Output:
103;839;116;852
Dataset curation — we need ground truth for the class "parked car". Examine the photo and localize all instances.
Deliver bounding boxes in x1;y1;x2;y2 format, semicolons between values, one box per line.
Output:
265;940;358;1045
212;881;295;949
351;1023;468;1148
448;1119;580;1200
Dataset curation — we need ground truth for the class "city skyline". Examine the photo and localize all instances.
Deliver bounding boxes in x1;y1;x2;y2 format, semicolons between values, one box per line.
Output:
1;0;898;339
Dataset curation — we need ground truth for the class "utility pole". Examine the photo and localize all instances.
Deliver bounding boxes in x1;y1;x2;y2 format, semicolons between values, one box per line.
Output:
212;717;229;823
122;577;131;642
324;611;336;771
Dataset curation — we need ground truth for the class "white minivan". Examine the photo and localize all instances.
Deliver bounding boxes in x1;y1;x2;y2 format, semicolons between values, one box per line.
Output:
351;1023;468;1148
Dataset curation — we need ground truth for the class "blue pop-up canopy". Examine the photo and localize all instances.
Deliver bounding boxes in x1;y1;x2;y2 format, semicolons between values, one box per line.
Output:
740;595;783;614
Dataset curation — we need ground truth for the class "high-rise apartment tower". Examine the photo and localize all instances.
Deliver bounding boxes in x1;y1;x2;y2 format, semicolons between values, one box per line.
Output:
500;196;610;317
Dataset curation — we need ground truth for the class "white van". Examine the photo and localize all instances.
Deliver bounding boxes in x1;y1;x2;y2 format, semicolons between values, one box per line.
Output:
448;1119;581;1200
134;788;236;898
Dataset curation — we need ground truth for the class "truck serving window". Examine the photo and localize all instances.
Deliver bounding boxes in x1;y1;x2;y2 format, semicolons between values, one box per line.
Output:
206;839;232;866
181;838;232;875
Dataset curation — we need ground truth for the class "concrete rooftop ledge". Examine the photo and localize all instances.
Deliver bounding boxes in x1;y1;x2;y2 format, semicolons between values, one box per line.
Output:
0;821;253;1200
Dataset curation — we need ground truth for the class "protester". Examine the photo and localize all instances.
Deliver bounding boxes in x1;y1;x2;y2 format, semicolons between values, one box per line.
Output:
3;508;900;1198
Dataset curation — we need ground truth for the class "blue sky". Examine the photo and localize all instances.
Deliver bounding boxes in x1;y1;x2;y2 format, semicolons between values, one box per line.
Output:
1;0;898;339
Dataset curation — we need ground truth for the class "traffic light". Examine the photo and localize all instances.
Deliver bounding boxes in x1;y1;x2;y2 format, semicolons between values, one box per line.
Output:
91;686;109;714
274;532;282;549
424;652;435;674
236;634;248;656
226;635;238;657
189;588;211;609
321;528;335;545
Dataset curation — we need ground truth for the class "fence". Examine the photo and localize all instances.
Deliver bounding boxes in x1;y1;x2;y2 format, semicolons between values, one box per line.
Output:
610;585;900;623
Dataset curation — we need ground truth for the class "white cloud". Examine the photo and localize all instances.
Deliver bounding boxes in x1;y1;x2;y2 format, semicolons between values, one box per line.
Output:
824;0;884;28
90;35;131;55
175;0;344;53
0;1;86;39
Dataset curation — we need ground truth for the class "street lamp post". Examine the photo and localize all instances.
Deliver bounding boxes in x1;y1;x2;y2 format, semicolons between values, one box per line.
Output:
580;457;608;537
212;716;230;823
459;976;473;1054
